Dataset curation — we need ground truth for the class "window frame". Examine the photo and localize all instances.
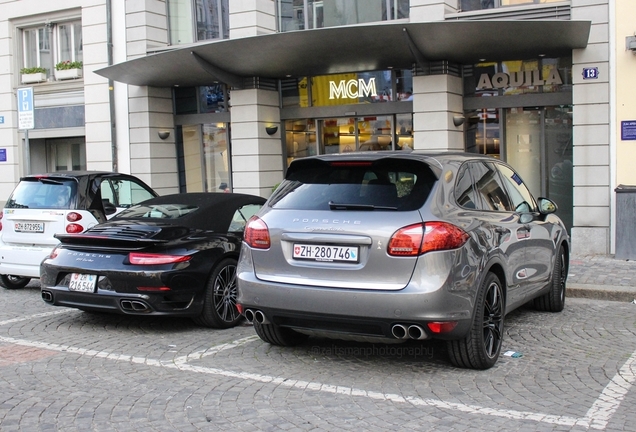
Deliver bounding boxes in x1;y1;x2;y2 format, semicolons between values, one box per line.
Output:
19;17;83;80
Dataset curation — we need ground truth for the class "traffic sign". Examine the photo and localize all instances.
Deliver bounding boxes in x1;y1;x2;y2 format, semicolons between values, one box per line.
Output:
17;87;34;130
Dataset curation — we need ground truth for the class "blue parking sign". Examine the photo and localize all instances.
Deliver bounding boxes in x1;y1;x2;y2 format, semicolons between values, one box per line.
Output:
17;87;34;130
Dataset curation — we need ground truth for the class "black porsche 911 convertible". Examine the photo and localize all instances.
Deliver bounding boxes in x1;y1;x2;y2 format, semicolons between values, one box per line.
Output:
40;192;265;328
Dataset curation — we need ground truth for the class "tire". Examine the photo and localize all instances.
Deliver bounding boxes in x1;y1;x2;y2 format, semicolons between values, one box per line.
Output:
447;272;504;370
0;275;31;289
534;245;566;312
193;258;242;329
253;320;309;346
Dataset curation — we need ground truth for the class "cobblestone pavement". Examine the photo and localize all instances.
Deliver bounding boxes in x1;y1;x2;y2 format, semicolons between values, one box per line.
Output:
569;254;636;288
0;276;635;431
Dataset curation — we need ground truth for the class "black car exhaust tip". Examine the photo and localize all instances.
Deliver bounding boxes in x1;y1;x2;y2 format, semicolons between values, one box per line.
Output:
120;299;150;313
41;291;53;302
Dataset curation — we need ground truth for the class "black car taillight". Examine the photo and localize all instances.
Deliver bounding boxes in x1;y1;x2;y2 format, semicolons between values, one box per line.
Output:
388;222;469;257
128;253;191;265
244;216;270;249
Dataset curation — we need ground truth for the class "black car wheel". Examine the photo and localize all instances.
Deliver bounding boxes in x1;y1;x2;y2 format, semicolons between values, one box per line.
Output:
447;272;504;370
194;258;242;329
534;245;566;312
0;275;31;289
253;320;309;346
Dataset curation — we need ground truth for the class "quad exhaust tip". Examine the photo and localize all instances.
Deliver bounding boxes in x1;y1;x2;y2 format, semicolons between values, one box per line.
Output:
41;291;53;302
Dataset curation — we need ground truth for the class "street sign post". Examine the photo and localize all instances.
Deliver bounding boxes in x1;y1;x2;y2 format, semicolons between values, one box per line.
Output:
17;87;34;174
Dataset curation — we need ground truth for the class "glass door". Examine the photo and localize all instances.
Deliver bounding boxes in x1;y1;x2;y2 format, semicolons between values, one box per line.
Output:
465;106;573;232
505;107;542;197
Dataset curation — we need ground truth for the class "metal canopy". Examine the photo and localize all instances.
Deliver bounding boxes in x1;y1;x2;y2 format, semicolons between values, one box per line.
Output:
95;20;591;88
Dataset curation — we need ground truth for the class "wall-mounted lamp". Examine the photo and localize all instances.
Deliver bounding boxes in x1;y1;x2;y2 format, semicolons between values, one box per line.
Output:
627;35;636;52
158;130;171;140
453;115;466;127
265;125;278;136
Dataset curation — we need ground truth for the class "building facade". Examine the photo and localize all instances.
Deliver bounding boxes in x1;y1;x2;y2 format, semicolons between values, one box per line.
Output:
0;0;630;257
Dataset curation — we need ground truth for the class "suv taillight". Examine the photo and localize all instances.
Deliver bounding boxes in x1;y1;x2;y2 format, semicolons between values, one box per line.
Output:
0;211;3;231
388;222;469;257
244;216;270;249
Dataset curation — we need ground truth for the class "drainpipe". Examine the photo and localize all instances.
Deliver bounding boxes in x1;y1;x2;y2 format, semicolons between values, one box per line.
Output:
106;0;118;172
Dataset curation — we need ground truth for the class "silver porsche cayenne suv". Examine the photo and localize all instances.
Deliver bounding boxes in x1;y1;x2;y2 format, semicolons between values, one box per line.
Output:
237;152;569;369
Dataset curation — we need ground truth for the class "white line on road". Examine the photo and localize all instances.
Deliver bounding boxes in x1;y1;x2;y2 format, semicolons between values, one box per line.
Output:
0;309;74;326
0;333;631;429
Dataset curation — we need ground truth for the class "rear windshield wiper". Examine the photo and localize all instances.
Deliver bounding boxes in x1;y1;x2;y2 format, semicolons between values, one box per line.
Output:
328;201;397;211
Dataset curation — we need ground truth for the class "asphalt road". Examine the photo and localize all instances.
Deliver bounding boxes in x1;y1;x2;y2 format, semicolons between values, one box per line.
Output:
0;283;634;431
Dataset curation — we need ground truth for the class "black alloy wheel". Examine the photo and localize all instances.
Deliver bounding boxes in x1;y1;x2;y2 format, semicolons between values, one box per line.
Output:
535;245;567;312
447;272;504;370
193;258;242;328
0;275;31;289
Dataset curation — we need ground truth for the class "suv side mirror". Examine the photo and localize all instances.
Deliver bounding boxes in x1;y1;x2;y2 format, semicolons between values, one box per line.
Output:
538;197;558;214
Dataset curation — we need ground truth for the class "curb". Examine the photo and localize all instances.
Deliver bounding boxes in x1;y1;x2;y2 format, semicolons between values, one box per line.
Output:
567;283;636;303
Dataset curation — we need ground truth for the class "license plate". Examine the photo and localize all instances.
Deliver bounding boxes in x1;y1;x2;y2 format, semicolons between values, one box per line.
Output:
14;222;44;233
69;273;98;292
293;244;359;263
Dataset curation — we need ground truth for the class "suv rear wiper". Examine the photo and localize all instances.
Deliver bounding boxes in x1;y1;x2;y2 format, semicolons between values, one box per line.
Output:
329;201;397;211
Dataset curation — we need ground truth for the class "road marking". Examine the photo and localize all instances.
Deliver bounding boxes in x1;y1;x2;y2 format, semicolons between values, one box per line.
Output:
0;309;74;326
580;349;636;429
0;333;632;429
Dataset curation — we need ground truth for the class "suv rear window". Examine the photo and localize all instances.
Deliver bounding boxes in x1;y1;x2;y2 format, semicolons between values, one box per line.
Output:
270;158;436;211
5;178;78;210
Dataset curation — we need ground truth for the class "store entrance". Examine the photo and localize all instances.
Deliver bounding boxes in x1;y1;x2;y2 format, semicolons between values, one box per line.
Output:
466;106;573;232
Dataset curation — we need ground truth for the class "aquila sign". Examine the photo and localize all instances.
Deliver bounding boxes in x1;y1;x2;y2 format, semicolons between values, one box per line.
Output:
477;67;563;90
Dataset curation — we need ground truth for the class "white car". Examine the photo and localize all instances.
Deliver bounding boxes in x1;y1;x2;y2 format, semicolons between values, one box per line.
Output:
0;171;157;289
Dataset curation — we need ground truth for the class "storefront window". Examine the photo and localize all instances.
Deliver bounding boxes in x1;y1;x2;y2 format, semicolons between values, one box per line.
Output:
285;114;412;166
464;57;571;97
285;120;318;165
199;84;227;113
277;0;409;32
459;0;562;12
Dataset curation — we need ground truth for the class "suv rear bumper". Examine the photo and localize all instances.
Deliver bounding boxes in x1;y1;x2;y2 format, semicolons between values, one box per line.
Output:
237;269;476;341
0;243;51;278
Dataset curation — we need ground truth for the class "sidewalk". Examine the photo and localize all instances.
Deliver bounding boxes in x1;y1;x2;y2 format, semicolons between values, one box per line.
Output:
568;254;636;302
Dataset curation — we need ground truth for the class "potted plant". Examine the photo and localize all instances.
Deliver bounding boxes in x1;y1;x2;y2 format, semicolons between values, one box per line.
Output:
20;66;47;84
54;60;83;80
